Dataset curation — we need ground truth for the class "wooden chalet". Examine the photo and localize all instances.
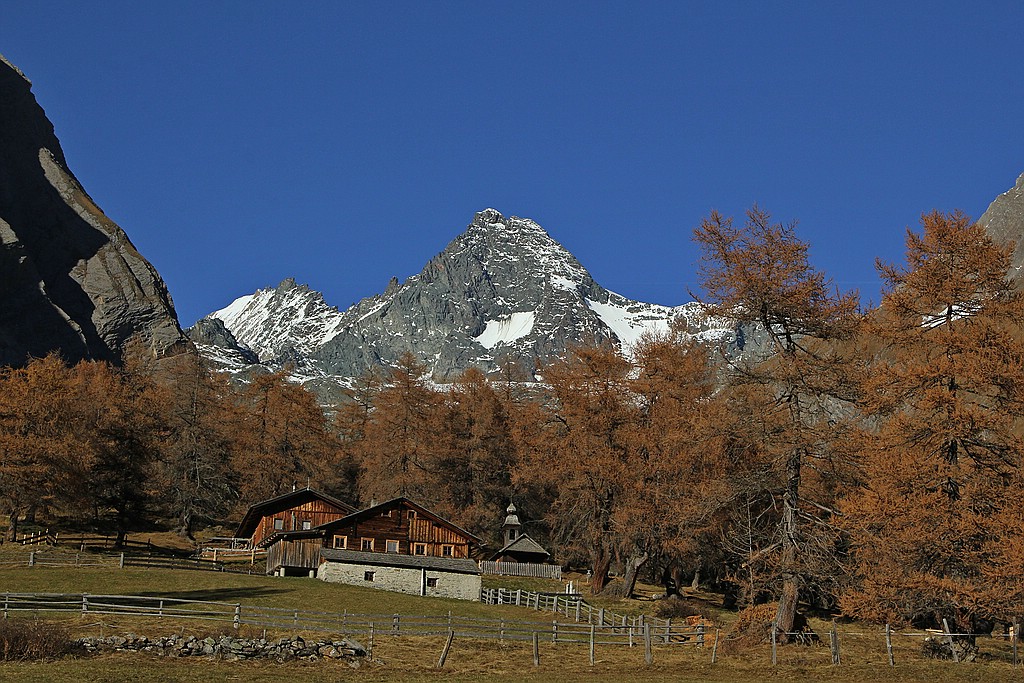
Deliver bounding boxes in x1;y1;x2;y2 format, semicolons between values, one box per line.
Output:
234;488;355;550
262;498;485;599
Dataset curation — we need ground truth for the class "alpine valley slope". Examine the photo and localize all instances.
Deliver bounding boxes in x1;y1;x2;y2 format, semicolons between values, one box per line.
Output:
190;209;749;391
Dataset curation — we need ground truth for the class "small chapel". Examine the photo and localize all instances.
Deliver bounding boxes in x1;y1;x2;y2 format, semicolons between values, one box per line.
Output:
489;502;552;565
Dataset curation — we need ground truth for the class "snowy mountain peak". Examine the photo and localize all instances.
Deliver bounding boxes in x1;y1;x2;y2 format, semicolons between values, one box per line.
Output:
207;278;345;363
192;210;742;388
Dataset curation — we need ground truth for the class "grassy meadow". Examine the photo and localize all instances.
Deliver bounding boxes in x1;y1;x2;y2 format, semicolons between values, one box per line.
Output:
0;543;1020;681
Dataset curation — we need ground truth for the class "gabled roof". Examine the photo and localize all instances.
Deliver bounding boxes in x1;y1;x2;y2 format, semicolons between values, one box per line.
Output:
494;533;549;558
313;497;485;546
320;548;481;574
235;488;356;539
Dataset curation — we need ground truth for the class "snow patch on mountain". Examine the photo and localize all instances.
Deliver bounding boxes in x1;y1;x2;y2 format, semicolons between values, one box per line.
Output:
475;311;537;349
587;296;675;349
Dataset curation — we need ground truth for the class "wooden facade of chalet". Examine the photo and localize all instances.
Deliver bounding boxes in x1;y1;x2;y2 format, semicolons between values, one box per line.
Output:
235;488;355;549
263;497;484;577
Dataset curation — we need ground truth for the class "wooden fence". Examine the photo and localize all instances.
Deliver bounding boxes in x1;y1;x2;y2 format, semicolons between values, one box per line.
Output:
480;587;677;635
479;560;562;580
0;592;705;648
4;551;261;574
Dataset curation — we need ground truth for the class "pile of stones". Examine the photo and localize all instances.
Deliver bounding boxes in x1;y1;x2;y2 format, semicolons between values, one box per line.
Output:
76;633;367;663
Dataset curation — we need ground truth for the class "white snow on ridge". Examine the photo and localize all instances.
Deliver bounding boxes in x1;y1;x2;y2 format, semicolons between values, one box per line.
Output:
475;311;536;349
211;294;255;329
587;298;673;349
208;283;346;361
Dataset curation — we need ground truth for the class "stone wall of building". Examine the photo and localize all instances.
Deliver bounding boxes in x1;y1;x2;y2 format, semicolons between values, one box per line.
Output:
318;560;480;601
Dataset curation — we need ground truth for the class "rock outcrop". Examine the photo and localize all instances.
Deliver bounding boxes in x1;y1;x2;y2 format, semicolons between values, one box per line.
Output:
978;171;1024;279
0;54;186;366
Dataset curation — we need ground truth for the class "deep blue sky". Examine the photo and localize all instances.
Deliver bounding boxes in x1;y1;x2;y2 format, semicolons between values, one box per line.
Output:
3;2;1023;326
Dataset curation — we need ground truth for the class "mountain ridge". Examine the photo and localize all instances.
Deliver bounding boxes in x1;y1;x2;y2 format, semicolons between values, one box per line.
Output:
192;209;739;387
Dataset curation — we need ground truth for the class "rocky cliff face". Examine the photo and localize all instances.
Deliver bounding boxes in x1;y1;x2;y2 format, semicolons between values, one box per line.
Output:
978;171;1024;279
0;55;186;366
194;209;741;385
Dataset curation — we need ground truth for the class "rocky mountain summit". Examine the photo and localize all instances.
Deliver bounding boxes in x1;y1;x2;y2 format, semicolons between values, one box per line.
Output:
0;55;186;366
193;209;741;385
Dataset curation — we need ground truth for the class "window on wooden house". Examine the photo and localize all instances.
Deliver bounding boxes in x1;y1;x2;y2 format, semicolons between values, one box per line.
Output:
301;520;312;530
426;577;438;588
273;518;284;530
361;538;374;552
332;535;347;549
364;571;375;582
441;544;454;558
407;510;416;520
386;539;400;553
413;543;427;556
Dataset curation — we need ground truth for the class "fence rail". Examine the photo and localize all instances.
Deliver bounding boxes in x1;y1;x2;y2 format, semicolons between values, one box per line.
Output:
479;561;562;580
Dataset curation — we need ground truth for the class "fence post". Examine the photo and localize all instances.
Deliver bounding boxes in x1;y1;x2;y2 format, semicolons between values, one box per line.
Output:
3;593;7;619
711;628;720;663
552;620;558;643
533;631;540;666
771;621;778;666
665;618;671;644
598;608;604;626
697;622;705;647
436;630;454;668
589;623;595;665
643;622;652;665
1007;618;1015;667
393;614;400;633
575;598;581;622
119;553;125;569
829;622;840;665
942;618;959;663
368;623;374;658
233;604;241;630
516;589;522;606
885;623;894;667
81;594;88;615
500;620;505;641
159;599;164;619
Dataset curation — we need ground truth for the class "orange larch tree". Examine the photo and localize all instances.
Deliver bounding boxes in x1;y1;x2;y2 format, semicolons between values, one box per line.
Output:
694;206;861;639
839;211;1024;650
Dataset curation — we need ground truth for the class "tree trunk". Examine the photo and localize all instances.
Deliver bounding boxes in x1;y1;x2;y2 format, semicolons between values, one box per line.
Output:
177;509;194;539
5;510;19;542
610;550;649;598
591;550;612;594
775;447;802;643
691;564;701;590
663;563;685;597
